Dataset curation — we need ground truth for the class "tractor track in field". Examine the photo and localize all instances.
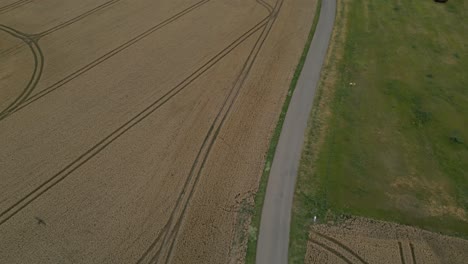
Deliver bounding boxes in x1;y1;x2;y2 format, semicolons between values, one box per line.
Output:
0;0;121;119
0;0;32;14
311;236;421;264
137;1;284;262
33;0;121;38
0;0;277;230
314;232;369;264
1;0;325;262
308;217;468;264
399;242;406;264
0;25;43;120
309;232;370;264
0;0;210;122
398;241;419;264
256;0;273;13
310;239;354;264
410;243;417;264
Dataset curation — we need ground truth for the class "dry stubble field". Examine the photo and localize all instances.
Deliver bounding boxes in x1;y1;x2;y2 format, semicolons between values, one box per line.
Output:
306;217;468;264
0;0;316;263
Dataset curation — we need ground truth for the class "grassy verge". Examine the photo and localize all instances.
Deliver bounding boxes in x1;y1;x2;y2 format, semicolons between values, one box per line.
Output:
291;0;468;262
289;0;345;262
243;1;322;263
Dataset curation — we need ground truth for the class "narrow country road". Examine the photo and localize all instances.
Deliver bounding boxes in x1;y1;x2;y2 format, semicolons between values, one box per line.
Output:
256;0;337;263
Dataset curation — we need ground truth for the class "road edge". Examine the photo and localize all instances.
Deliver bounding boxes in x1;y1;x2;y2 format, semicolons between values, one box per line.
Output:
255;0;337;263
244;0;322;263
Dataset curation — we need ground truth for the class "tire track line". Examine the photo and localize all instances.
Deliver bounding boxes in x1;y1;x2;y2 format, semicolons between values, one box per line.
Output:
137;0;276;262
256;0;273;13
410;242;417;264
34;0;121;39
0;0;210;121
144;1;283;263
310;239;353;264
137;13;274;264
0;0;31;14
1;0;119;118
399;241;406;264
0;25;43;120
0;14;271;227
315;232;369;264
160;19;272;264
150;22;271;259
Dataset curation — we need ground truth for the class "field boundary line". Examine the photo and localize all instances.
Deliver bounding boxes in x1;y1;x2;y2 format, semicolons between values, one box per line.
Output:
243;0;323;263
255;0;336;262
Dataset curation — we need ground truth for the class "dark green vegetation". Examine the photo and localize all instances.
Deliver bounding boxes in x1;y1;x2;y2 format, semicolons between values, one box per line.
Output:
291;0;467;262
244;1;322;263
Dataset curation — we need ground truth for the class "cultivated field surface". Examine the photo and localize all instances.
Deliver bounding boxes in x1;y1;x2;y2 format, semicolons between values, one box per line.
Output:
306;217;468;264
0;0;316;263
291;0;467;262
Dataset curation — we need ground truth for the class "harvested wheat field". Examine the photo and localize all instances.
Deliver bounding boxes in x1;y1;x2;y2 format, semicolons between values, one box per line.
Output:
306;217;468;264
0;0;316;263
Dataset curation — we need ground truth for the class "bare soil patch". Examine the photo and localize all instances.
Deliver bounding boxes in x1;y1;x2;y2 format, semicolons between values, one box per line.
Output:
306;217;468;264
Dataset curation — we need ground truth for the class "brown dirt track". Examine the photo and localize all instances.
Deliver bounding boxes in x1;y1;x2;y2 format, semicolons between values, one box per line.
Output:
306;217;468;264
0;0;316;263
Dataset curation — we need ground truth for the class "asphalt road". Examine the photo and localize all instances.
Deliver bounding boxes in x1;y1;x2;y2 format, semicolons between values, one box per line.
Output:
255;0;337;263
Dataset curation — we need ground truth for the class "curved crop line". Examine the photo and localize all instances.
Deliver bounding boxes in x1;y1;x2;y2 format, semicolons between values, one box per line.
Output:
0;1;280;262
0;6;270;227
151;20;271;261
256;0;273;14
1;0;211;121
0;25;44;120
0;0;118;120
136;15;273;264
315;232;369;264
142;0;286;263
310;239;354;264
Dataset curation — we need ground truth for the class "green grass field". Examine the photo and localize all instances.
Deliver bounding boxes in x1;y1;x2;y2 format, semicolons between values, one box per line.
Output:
291;0;467;262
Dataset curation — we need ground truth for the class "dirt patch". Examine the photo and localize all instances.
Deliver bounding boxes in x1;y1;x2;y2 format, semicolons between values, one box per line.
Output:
389;177;467;220
305;216;468;264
